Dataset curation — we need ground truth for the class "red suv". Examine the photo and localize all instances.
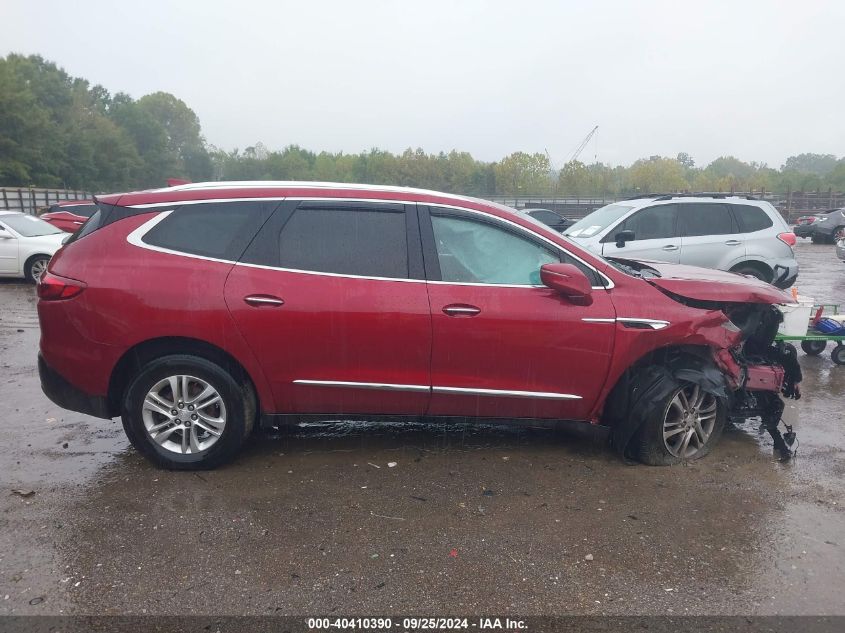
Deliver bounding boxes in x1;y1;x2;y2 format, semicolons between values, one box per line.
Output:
37;182;801;469
40;200;99;233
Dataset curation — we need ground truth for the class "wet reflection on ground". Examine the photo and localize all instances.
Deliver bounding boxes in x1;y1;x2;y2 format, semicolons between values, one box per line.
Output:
0;240;843;615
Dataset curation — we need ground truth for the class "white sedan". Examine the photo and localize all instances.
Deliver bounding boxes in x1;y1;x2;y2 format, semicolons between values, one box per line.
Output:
0;211;67;283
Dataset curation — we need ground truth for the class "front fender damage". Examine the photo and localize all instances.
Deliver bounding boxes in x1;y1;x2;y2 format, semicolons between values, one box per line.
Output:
609;304;802;461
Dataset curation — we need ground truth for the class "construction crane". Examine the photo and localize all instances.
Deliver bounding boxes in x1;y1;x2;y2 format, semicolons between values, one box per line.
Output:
569;125;599;163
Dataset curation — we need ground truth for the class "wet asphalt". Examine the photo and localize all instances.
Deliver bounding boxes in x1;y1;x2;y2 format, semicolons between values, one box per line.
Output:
0;239;843;617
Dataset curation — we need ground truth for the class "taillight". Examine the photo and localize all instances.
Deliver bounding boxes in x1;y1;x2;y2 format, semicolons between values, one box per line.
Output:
37;272;86;301
777;232;797;247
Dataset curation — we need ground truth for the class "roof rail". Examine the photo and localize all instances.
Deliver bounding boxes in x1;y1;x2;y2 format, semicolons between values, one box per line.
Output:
625;192;758;201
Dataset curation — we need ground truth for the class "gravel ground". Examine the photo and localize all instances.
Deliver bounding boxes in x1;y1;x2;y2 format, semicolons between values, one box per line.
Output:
0;239;843;617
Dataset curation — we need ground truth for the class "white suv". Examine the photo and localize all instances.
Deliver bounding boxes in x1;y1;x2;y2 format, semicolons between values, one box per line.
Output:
565;194;798;289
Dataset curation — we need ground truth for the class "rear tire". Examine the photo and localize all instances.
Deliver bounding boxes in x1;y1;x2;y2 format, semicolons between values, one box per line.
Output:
634;383;727;466
832;345;845;366
731;264;770;284
121;355;251;470
24;255;50;283
801;339;827;356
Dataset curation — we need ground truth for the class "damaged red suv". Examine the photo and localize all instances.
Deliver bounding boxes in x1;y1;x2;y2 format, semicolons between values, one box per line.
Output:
37;182;801;469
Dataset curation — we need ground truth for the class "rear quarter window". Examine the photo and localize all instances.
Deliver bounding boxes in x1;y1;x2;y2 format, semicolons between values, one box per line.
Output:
141;201;276;260
732;204;774;232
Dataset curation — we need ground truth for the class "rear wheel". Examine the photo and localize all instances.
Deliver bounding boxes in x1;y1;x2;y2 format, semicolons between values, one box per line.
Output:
25;255;50;283
732;264;770;284
121;355;252;469
833;226;845;243
635;383;726;466
801;339;827;356
832;345;845;366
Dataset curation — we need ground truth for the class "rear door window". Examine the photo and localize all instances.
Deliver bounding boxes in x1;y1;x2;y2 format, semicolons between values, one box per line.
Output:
732;204;774;233
277;206;409;279
678;203;737;237
142;201;276;260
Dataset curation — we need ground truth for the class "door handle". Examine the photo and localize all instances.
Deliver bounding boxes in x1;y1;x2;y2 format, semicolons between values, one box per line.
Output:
244;294;284;307
443;304;481;317
662;244;679;251
724;240;742;246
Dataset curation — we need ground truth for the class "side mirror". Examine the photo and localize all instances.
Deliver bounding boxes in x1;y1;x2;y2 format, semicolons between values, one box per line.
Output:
615;230;635;248
540;263;593;306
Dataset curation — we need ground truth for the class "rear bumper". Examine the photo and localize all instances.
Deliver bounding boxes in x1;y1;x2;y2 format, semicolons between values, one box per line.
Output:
794;224;816;238
771;259;799;289
38;353;113;419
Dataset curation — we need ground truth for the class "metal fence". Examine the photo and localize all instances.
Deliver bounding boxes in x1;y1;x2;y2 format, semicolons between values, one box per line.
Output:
1;187;92;215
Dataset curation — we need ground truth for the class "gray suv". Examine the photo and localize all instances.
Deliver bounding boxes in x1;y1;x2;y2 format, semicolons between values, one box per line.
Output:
566;194;798;288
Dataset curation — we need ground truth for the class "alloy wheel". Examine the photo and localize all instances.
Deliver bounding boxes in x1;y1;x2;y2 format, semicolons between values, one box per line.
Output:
141;375;227;455
30;258;48;282
662;384;718;458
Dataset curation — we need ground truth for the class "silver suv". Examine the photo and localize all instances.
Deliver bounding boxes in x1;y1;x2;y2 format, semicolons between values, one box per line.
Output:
565;194;798;289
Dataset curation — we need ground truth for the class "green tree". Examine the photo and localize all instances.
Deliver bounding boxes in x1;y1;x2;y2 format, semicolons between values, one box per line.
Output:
782;153;837;176
627;157;688;193
135;92;212;181
495;152;551;195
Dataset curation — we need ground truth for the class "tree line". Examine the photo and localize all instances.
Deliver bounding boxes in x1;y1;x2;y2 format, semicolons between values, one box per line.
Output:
2;54;844;196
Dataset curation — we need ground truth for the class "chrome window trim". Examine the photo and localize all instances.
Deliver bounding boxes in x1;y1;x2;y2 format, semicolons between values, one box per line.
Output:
235;260;424;283
123;196;614;289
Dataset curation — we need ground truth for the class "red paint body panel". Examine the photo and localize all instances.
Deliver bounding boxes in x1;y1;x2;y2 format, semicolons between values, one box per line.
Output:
425;284;615;419
224;265;432;415
636;260;793;304
39;183;792;425
42;215;275;409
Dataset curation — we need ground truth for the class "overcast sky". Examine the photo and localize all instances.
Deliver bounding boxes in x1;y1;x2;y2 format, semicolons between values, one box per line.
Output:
4;0;844;168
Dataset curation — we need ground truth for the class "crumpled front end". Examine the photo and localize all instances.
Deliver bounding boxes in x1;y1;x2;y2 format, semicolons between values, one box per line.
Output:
656;295;801;460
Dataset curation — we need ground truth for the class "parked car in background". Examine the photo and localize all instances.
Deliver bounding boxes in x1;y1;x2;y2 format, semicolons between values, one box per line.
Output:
520;208;574;232
809;208;845;244
794;214;821;239
566;194;798;289
40;200;98;233
38;181;799;470
0;211;66;282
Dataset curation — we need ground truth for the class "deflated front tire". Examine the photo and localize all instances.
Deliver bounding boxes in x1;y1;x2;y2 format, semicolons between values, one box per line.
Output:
634;382;727;466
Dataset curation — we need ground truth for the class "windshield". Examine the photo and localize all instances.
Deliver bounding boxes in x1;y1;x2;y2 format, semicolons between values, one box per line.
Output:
0;214;64;237
566;203;633;238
